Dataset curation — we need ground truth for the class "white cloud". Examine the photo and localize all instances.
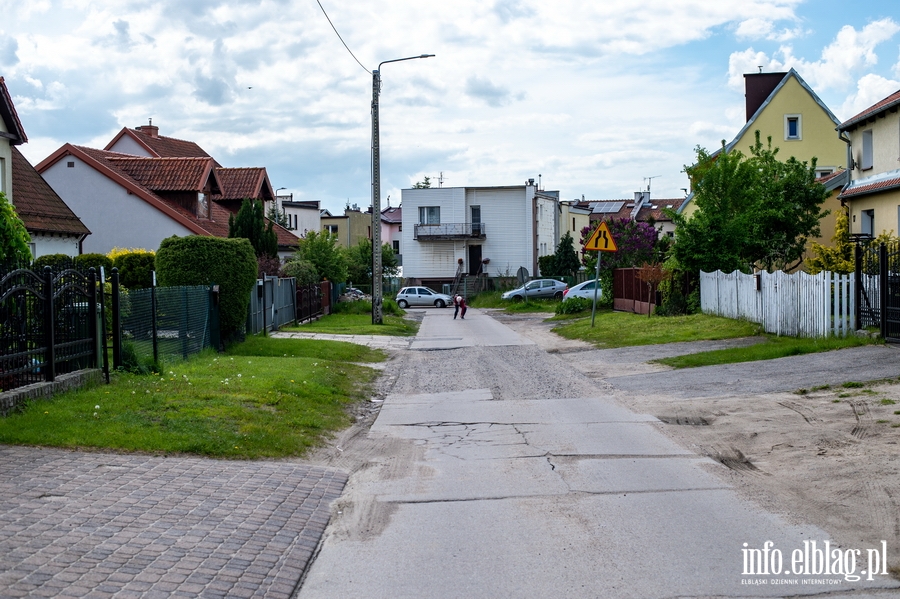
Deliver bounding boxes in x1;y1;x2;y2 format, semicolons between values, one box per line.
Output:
728;18;900;91
839;73;900;120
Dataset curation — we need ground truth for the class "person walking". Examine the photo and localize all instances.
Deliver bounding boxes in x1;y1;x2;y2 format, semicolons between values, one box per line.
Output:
459;295;467;319
453;295;461;319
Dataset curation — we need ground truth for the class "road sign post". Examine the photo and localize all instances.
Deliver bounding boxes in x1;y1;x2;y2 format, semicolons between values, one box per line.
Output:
583;221;618;328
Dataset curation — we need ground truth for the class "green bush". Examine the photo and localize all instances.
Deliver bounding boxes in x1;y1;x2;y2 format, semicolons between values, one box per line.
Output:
555;297;592;314
74;253;113;274
113;251;155;289
333;299;402;316
283;258;319;285
155;236;257;339
33;253;73;272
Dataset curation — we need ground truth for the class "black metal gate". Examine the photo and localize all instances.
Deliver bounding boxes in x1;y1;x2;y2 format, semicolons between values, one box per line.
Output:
1;265;98;391
856;240;900;341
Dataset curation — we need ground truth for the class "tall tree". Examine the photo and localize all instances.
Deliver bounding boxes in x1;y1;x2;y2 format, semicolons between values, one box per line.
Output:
228;198;278;258
294;230;347;283
552;231;581;277
344;239;400;286
0;191;32;263
670;132;829;274
413;177;431;189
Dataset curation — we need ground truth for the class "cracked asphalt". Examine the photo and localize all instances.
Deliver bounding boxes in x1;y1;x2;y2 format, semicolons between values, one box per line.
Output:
297;307;900;599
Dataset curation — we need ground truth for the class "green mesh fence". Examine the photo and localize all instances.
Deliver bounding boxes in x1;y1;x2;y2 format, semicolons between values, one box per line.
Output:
120;286;211;365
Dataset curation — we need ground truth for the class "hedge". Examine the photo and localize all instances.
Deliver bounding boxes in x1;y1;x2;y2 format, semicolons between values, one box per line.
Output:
113;250;155;289
155;236;257;339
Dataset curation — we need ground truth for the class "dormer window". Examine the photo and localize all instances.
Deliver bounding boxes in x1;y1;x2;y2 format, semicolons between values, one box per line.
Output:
198;192;209;218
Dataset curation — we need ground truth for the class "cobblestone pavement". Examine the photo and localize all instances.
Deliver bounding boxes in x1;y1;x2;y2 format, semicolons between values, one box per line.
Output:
0;446;347;598
270;331;411;351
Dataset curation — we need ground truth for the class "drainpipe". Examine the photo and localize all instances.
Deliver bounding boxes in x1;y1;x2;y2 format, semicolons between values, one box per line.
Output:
838;129;853;233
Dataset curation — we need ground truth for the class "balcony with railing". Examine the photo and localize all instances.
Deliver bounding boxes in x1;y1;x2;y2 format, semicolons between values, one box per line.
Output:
414;222;486;240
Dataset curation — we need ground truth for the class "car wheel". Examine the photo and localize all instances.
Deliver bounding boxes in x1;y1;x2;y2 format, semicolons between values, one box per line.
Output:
512;295;523;302
554;291;564;300
435;299;446;308
398;299;408;309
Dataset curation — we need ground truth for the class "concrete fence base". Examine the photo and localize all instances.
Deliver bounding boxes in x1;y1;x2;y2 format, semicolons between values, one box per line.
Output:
0;369;103;417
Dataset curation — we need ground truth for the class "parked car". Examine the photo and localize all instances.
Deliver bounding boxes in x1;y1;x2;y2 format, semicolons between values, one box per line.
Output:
563;279;602;302
501;279;568;301
395;286;452;308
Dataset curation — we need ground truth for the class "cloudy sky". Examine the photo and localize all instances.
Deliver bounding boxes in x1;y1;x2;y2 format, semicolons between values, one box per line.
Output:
3;0;900;214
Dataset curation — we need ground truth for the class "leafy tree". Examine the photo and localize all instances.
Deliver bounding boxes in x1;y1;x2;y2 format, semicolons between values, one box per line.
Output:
670;132;829;274
0;191;31;263
578;218;660;307
807;207;854;275
282;257;319;285
344;238;399;286
413;176;431;188
266;203;291;229
228;198;278;258
552;231;581;277
294;230;347;283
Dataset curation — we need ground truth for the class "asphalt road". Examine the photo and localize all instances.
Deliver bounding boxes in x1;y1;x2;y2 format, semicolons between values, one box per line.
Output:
297;308;900;599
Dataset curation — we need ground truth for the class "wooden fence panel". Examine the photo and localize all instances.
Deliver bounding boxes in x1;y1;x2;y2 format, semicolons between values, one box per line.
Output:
700;270;854;337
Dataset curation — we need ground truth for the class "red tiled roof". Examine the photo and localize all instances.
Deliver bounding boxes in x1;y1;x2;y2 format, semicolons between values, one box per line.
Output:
105;127;214;160
839;89;900;131
0;77;27;144
10;147;89;236
817;168;845;184
839;175;900;199
213;167;272;202
105;156;220;193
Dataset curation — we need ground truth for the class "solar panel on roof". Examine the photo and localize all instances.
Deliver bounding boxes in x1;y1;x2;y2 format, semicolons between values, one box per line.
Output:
591;201;624;214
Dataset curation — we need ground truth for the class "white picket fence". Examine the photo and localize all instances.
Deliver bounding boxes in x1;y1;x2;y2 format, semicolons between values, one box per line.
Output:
700;270;854;337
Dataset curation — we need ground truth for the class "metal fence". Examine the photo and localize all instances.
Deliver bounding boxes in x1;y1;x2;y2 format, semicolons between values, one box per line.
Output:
700;269;854;337
1;265;99;392
856;240;900;341
119;285;213;365
247;277;296;335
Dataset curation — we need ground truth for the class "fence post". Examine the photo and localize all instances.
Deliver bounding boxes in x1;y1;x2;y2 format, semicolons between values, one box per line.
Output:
880;243;888;338
99;267;109;383
43;266;56;382
182;286;189;359
209;284;221;352
88;268;99;368
111;268;122;369
854;244;862;331
151;272;158;365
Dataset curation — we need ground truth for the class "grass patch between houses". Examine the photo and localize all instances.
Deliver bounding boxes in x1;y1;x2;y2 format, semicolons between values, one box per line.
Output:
469;291;559;313
551;311;762;348
0;336;385;459
281;300;419;337
651;334;879;369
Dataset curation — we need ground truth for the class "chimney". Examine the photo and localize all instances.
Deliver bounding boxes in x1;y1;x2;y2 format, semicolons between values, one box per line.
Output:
136;119;159;138
743;72;787;122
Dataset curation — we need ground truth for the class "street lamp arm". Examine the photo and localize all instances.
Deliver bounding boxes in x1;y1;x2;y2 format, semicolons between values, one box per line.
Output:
377;54;435;71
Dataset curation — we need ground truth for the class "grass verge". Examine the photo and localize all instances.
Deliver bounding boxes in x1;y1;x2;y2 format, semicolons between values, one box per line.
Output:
652;334;880;369
0;336;385;459
469;290;559;313
281;299;419;336
551;311;762;348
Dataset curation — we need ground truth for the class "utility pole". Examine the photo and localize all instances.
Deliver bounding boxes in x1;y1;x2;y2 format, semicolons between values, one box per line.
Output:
371;54;435;324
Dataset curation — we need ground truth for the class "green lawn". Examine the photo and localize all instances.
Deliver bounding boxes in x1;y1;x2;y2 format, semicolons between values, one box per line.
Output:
0;336;385;458
652;334;879;368
551;311;762;348
281;312;419;336
468;290;559;313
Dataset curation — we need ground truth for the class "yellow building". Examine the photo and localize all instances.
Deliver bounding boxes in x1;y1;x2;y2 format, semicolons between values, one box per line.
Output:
838;88;900;238
679;69;848;264
321;205;372;248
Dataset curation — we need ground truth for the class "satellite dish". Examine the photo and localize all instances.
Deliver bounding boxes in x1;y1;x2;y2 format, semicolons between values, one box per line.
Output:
516;267;529;285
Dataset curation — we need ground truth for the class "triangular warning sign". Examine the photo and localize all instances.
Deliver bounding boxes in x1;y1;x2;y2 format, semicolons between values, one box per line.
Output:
584;221;618;252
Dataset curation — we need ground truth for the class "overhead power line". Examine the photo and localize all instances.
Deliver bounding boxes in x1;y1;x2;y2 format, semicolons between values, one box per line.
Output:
315;0;370;74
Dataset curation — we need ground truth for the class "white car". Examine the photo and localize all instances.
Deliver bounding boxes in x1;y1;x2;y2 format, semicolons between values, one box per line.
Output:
563;279;602;302
501;279;568;301
395;286;452;308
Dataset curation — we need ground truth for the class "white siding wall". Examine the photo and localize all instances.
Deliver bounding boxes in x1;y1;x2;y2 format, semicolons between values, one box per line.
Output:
106;136;153;157
535;196;557;268
0;119;11;200
30;233;81;258
42;156;194;254
401;186;536;279
282;206;320;238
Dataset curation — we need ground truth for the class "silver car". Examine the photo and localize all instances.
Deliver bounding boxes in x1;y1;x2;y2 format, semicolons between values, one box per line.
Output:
395;286;452;308
501;279;568;301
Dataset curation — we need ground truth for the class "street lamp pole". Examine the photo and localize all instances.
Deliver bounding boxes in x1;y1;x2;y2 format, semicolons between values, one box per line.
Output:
371;54;434;324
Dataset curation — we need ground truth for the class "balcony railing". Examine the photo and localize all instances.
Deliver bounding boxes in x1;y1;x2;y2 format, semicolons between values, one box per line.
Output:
414;223;486;240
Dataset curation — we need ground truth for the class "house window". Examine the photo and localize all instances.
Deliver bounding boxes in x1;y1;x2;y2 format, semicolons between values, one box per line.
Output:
392;240;400;253
815;168;835;179
784;115;801;140
29;243;36;257
862;209;874;236
471;205;481;235
418;206;440;225
861;130;874;170
198;192;209;218
0;157;5;193
67;161;75;168
325;225;339;235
